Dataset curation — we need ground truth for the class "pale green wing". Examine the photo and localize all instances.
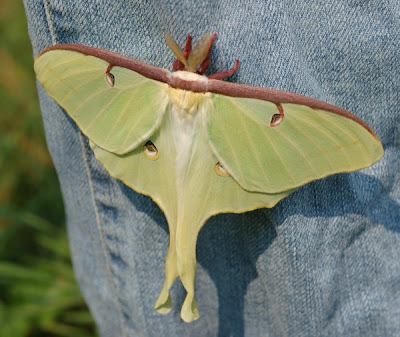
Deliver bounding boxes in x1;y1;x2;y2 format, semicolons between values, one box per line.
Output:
34;49;168;155
90;97;291;322
207;95;384;194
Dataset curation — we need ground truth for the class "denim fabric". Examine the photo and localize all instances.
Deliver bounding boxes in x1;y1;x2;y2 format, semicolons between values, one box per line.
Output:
24;1;399;336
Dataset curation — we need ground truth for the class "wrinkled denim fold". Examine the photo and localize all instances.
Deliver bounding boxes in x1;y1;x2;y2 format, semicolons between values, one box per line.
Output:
24;1;400;336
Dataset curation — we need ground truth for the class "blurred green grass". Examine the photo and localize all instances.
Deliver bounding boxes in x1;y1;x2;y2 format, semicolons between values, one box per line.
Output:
0;2;97;336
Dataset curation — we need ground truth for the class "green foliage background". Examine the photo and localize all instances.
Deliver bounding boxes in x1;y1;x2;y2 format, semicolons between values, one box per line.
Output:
0;2;97;336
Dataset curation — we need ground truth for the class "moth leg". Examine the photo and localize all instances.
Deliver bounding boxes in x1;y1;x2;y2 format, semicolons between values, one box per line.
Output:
207;59;240;80
183;34;192;59
172;59;184;71
198;33;217;75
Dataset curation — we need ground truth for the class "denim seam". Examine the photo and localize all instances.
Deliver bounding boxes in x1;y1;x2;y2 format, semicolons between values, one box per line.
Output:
41;2;127;334
79;133;128;337
42;0;58;44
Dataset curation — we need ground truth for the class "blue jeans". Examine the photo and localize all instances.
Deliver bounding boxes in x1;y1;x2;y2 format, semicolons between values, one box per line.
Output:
24;1;400;336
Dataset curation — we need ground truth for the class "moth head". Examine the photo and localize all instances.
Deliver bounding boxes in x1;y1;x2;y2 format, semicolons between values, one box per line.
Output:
165;32;239;80
165;32;214;73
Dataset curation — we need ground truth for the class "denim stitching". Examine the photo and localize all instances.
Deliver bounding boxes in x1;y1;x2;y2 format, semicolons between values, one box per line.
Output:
79;134;129;337
42;0;58;44
40;1;128;334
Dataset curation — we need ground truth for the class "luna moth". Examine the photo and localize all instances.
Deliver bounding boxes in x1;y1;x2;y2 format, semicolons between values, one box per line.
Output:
34;32;384;322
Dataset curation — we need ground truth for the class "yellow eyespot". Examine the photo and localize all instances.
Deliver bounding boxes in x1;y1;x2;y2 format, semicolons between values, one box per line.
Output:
270;113;283;127
106;72;115;87
143;141;159;161
215;162;229;177
270;104;285;127
105;64;115;87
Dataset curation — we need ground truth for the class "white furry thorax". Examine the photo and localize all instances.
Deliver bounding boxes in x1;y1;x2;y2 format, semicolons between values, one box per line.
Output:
169;71;210;115
167;71;211;204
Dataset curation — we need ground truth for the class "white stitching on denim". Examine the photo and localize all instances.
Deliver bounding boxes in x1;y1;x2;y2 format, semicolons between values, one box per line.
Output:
42;0;59;45
40;1;127;333
79;134;129;337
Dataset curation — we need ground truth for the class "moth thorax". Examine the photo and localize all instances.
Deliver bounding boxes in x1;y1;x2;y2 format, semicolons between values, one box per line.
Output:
169;71;209;115
169;87;208;115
